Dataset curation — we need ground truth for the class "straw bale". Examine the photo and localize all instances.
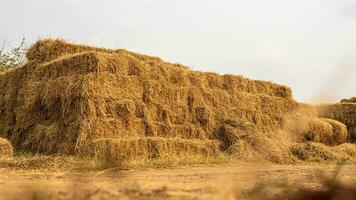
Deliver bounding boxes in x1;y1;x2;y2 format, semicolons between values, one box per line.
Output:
0;137;13;158
321;118;349;145
78;137;220;163
284;113;349;146
317;103;356;142
26;39;162;64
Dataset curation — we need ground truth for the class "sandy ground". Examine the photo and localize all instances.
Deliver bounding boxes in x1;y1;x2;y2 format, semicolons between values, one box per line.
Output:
0;163;355;200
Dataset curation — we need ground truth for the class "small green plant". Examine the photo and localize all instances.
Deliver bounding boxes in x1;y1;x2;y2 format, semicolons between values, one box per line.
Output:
0;38;26;72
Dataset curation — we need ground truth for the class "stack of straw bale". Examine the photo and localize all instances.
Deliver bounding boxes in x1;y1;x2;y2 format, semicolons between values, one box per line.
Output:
0;39;354;163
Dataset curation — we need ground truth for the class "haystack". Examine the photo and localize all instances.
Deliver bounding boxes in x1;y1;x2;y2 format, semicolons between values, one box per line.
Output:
0;137;13;158
0;39;354;163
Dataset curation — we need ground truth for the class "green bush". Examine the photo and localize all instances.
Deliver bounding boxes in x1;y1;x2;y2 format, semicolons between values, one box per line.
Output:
0;38;26;72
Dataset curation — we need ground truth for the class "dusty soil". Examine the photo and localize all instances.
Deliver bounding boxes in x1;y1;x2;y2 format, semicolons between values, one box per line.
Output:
0;164;355;200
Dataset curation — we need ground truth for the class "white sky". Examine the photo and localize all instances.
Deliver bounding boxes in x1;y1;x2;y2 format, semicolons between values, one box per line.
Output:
1;0;356;103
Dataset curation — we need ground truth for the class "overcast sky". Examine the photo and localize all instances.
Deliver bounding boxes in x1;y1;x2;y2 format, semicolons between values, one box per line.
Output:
1;0;356;103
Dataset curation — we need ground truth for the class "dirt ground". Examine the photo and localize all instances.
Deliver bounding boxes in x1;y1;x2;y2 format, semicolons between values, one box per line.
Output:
0;163;355;200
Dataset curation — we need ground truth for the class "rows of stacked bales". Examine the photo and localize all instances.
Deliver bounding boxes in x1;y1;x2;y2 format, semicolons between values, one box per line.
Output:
0;39;301;163
74;55;300;163
0;39;354;163
0;55;90;153
316;98;356;142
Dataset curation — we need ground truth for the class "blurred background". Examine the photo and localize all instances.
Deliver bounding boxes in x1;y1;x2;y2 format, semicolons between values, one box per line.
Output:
1;0;355;103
